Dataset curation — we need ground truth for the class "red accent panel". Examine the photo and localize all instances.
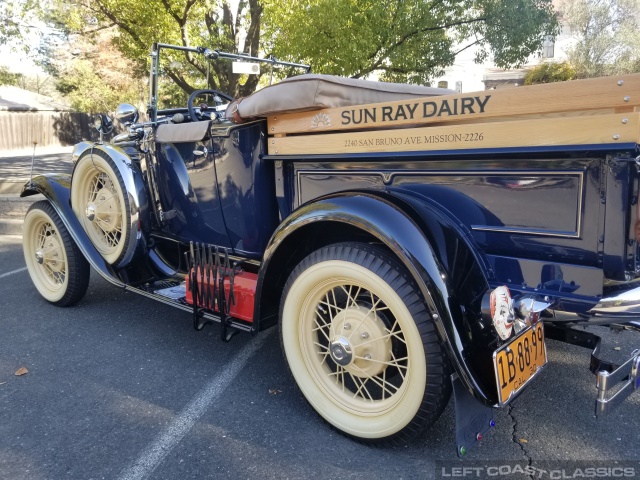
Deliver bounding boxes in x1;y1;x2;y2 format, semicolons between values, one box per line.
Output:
185;269;257;322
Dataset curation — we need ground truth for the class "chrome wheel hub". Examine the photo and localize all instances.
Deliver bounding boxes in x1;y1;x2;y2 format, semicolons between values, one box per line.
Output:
32;221;66;284
86;186;120;234
330;305;392;378
330;337;353;366
86;203;96;221
45;238;64;273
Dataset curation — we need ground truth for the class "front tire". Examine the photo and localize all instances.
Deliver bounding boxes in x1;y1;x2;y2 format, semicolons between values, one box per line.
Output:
23;201;90;306
71;149;130;265
280;243;450;445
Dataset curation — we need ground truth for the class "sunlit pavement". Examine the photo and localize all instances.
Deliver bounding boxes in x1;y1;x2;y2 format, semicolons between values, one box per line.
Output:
0;234;638;480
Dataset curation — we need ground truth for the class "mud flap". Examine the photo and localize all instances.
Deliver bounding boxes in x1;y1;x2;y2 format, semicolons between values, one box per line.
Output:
452;373;495;457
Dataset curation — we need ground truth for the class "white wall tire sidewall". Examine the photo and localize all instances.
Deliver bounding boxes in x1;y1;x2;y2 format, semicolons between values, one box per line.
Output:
71;154;127;265
23;208;69;303
282;259;428;439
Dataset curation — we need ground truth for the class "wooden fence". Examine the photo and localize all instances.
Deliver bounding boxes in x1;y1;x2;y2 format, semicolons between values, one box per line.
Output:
0;111;99;150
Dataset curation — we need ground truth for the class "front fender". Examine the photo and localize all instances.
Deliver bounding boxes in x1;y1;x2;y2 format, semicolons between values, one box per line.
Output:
21;174;122;286
22;173;177;290
258;191;498;405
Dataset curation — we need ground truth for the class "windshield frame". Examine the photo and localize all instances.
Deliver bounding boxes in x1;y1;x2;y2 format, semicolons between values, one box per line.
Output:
148;43;311;124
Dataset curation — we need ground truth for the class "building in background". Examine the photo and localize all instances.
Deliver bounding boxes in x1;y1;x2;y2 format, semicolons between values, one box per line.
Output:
433;1;574;92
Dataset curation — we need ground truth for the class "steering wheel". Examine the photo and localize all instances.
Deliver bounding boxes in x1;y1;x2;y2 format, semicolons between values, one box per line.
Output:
188;89;234;121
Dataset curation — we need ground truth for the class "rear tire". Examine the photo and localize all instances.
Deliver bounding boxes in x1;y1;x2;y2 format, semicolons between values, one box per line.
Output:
23;201;90;306
279;242;451;445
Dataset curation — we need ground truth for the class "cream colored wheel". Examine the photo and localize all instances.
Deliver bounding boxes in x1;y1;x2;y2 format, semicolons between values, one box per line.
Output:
71;151;130;265
23;201;90;306
280;243;450;445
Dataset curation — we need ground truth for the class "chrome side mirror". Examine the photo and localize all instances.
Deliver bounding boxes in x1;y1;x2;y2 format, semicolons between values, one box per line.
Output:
94;114;113;144
115;103;139;126
94;114;113;134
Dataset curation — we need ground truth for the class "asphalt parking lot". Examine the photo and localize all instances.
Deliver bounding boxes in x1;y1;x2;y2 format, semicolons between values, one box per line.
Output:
1;233;639;480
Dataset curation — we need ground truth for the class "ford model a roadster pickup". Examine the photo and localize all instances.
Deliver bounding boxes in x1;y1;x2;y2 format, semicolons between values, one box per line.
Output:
20;43;640;453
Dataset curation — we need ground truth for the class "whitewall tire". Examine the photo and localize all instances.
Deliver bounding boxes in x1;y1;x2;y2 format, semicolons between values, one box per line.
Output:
280;242;450;445
23;201;90;306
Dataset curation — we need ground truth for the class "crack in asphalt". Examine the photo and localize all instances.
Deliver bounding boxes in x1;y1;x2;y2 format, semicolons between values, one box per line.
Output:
508;402;536;479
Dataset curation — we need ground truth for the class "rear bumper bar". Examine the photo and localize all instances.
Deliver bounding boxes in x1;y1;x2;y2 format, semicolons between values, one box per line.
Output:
589;285;640;317
545;325;639;416
596;349;640;416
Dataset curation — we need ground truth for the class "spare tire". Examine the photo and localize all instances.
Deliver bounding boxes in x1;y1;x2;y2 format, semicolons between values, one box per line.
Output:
71;149;132;266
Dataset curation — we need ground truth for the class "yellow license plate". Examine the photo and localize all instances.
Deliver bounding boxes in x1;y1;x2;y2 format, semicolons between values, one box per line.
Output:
493;323;547;405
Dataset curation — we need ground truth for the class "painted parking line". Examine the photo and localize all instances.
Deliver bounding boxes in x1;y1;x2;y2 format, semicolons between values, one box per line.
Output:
0;266;27;279
117;328;274;480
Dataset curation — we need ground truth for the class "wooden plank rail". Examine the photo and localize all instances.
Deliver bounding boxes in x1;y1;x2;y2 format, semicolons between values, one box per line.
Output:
268;113;639;156
267;74;640;136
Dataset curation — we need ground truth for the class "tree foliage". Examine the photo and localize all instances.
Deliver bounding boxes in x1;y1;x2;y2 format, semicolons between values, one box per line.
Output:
0;1;28;48
46;0;264;98
3;0;563;111
523;62;576;84
45;31;146;113
0;0;56;53
561;0;640;78
0;65;22;86
262;0;560;84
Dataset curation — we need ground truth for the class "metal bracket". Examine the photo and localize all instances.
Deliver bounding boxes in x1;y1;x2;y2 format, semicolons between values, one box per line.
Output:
595;349;640;416
544;325;621;374
187;242;239;342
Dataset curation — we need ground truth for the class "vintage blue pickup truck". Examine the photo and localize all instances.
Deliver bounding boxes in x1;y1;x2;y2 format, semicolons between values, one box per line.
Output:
20;43;640;455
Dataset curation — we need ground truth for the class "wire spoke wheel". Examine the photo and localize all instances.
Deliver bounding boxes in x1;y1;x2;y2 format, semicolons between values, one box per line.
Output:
71;150;130;265
312;284;407;403
23;201;90;306
280;243;450;445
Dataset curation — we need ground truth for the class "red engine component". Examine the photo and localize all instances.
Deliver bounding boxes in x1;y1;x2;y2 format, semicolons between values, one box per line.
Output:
185;268;257;323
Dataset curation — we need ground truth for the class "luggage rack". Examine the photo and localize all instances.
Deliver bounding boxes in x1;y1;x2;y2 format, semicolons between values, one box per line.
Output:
185;242;245;342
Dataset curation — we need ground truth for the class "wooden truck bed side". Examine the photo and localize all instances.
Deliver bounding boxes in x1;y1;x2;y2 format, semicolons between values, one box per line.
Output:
265;74;640;156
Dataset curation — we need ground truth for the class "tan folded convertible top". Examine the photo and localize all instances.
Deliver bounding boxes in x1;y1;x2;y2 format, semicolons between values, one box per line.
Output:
226;74;454;122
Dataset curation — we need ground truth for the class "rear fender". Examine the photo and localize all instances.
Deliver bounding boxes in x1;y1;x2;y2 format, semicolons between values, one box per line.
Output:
257;191;498;405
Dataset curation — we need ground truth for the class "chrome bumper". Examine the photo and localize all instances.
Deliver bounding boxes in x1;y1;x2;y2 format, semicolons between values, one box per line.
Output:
546;325;639;416
596;349;640;416
589;285;640;318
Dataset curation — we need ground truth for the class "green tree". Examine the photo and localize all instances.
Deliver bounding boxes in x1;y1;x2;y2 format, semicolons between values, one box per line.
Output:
263;0;560;84
48;31;146;113
16;0;560;105
0;1;27;47
523;61;576;84
0;0;53;52
45;0;264;97
561;0;640;78
0;65;23;85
